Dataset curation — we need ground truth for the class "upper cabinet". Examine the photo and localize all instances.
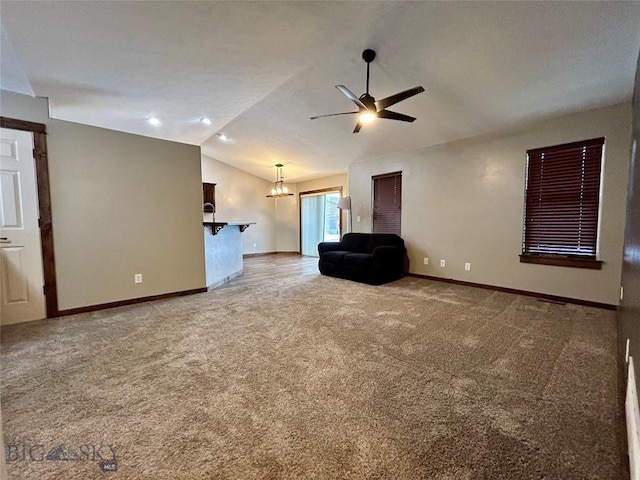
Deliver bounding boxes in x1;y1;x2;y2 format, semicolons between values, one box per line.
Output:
203;183;216;213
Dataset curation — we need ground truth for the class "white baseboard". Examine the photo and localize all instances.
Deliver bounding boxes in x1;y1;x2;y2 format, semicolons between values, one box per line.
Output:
207;269;243;290
627;356;640;480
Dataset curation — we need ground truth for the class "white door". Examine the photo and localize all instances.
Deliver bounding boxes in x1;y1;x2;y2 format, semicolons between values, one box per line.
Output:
0;127;46;324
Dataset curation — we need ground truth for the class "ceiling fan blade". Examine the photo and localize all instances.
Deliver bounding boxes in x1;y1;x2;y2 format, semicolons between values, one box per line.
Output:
336;85;367;109
375;86;425;110
353;122;363;133
378;110;416;123
310;111;359;120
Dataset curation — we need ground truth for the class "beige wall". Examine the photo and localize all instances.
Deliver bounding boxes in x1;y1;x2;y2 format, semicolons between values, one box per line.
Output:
349;103;631;305
275;185;299;253
1;90;206;312
201;154;276;254
298;173;350;234
297;174;348;193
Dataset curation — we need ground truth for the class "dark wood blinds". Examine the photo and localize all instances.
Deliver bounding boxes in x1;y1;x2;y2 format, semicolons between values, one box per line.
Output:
372;172;402;235
522;137;604;259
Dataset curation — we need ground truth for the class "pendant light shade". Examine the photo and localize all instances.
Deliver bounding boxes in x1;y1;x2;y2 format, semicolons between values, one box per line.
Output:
266;164;294;198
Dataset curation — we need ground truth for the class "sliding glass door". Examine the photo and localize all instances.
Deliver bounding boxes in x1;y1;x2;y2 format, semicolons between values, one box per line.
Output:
300;191;341;257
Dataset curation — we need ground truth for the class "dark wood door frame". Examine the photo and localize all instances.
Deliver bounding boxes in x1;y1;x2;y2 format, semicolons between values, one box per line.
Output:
298;186;343;254
1;116;59;318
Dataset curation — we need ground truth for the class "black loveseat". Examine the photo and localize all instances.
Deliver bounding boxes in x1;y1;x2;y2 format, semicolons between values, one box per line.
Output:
317;233;406;285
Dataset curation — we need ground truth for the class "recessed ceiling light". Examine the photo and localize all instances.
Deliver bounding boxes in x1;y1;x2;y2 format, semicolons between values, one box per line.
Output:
148;117;161;126
201;117;212;125
217;133;228;142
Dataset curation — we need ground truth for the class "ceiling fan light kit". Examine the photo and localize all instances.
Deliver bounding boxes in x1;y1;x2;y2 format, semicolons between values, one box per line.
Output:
359;112;377;123
266;163;294;198
311;49;425;133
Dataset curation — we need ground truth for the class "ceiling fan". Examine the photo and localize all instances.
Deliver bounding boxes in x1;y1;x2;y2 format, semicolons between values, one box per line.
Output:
310;49;425;133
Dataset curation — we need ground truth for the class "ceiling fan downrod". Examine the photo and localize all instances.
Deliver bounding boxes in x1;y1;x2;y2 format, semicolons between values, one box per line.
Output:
362;49;376;96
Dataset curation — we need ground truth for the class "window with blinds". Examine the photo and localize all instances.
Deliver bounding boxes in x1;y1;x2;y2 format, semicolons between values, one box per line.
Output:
372;172;402;235
521;137;604;269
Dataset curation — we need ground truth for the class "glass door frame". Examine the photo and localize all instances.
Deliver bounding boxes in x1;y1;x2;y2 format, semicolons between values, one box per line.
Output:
298;186;343;255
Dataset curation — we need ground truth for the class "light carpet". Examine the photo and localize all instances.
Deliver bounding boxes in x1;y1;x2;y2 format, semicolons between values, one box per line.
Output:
1;271;621;479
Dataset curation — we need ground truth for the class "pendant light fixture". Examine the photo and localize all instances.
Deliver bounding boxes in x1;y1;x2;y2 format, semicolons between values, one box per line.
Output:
266;163;294;198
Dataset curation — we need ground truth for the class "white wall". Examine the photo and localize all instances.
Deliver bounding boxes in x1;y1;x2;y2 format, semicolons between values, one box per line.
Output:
203;225;243;287
201;154;276;254
349;103;631;306
1;90;206;312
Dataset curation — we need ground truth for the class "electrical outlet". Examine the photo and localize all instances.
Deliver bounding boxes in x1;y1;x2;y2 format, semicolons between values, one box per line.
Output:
440;259;445;268
465;263;471;271
356;215;361;223
134;273;142;284
253;243;257;248
423;257;429;265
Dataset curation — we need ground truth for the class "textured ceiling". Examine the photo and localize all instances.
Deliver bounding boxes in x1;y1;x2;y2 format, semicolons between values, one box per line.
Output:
2;1;639;182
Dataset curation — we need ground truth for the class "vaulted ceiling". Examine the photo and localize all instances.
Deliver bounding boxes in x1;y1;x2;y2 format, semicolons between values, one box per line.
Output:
2;1;639;182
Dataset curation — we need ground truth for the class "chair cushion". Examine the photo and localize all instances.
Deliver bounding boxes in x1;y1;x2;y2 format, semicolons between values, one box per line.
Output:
341;234;370;252
340;233;405;254
369;234;404;250
322;250;350;264
343;253;373;267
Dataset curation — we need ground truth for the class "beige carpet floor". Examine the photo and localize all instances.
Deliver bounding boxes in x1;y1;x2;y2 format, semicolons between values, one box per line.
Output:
1;263;621;479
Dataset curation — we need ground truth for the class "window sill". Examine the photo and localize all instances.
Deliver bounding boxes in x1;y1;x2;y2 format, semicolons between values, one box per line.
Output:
519;254;602;270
